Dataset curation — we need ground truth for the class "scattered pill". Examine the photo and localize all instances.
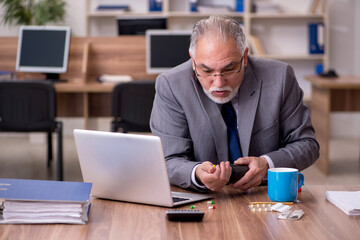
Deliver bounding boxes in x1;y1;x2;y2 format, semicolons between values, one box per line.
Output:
208;206;216;210
207;200;215;204
190;205;195;209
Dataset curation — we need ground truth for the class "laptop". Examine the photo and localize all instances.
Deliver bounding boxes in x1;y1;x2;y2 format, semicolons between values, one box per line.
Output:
73;129;212;207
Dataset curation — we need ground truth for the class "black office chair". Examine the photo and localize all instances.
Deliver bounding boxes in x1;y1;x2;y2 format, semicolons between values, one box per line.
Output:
0;80;63;180
111;80;156;133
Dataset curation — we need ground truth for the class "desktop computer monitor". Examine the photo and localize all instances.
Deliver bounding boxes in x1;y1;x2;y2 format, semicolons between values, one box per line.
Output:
16;25;71;81
146;30;191;74
117;17;167;35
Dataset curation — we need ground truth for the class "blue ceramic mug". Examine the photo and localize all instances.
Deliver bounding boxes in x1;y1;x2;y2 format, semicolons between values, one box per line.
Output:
268;168;304;202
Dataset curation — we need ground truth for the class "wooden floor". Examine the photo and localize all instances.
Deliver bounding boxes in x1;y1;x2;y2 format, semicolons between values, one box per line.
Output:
0;134;360;185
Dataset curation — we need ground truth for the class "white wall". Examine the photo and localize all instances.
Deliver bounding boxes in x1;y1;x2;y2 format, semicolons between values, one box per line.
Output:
327;0;360;138
328;0;355;74
354;0;360;75
64;0;86;36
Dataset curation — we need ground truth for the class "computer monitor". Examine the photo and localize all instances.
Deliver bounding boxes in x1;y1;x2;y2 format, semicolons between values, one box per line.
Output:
16;25;71;81
146;30;191;74
117;17;167;35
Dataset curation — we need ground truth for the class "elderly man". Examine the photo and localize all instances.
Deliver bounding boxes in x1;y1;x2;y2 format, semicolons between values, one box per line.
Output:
150;15;319;192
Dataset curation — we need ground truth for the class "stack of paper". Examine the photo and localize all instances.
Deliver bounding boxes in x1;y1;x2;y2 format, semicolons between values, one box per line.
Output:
96;5;129;11
97;74;133;83
276;0;312;14
0;178;92;224
252;1;281;14
326;191;360;216
197;4;232;13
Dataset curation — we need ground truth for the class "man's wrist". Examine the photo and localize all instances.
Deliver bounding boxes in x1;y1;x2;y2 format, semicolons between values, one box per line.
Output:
260;155;273;180
191;164;207;189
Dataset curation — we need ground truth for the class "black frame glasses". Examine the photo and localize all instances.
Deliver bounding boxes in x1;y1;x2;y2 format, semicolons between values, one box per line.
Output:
194;56;244;79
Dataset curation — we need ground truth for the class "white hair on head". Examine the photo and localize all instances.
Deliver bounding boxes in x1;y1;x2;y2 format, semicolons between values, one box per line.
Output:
189;15;247;58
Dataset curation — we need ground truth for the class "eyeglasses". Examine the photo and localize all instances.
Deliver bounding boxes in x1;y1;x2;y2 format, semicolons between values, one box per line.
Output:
194;56;244;79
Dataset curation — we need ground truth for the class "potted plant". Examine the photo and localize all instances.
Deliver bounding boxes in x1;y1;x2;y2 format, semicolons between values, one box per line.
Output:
0;0;66;26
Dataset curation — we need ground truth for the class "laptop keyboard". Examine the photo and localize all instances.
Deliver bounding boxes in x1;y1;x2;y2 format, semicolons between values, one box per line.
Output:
173;196;190;203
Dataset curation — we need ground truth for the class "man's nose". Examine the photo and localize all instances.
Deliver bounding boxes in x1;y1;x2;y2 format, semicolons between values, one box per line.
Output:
212;74;225;88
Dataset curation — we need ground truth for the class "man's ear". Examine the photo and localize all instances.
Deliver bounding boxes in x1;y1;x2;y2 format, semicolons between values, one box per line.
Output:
243;47;249;67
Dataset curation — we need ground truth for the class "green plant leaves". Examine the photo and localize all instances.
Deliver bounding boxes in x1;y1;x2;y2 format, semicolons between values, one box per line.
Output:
0;0;66;26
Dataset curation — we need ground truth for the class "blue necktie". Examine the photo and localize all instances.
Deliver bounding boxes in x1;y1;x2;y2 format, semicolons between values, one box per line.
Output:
222;102;242;163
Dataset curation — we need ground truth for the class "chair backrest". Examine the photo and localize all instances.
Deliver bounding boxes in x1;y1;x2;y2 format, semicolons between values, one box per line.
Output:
112;80;156;132
0;80;57;131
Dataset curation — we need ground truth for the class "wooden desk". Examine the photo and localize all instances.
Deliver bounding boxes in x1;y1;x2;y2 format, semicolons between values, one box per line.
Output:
54;80;116;129
305;76;360;174
1;185;359;240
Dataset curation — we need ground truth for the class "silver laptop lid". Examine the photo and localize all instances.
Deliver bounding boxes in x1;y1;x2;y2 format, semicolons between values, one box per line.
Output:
74;129;174;207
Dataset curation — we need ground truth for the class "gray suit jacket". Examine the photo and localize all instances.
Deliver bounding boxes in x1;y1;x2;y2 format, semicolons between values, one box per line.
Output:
150;56;319;190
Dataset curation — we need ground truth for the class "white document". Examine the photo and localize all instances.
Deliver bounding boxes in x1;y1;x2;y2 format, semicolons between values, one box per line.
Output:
326;191;360;216
98;74;133;83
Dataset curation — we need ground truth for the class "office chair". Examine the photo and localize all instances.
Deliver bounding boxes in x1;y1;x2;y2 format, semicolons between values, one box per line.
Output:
0;80;63;181
111;80;156;133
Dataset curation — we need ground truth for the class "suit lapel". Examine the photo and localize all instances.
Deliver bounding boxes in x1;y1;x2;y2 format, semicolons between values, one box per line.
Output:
191;75;228;163
236;65;262;156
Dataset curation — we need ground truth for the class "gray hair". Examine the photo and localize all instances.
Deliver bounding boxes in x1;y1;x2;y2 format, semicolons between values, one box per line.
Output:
189;15;246;58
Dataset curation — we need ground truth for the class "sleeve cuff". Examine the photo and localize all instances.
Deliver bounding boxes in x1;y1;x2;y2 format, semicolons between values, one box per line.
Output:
191;164;208;189
261;154;274;169
261;154;274;181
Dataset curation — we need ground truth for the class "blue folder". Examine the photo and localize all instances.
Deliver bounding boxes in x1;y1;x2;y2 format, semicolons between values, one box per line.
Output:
309;23;325;54
97;5;129;11
236;0;244;12
0;178;92;203
149;0;162;11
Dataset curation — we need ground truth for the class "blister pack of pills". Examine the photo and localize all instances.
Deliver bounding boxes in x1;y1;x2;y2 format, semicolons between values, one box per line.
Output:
278;209;304;220
248;203;273;212
270;203;292;213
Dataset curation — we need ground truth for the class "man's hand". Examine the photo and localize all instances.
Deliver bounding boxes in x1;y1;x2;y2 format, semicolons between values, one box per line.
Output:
195;161;232;191
232;156;268;191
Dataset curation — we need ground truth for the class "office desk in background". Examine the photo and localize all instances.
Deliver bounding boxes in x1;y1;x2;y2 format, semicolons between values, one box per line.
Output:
1;185;359;240
305;75;360;175
0;37;158;129
54;80;115;129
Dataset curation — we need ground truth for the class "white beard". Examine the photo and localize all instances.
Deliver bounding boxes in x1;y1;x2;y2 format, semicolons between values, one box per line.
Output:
202;85;240;104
